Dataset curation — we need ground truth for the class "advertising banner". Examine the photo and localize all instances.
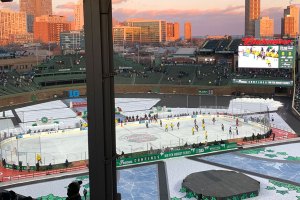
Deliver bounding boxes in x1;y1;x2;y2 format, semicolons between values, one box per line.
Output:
117;143;237;167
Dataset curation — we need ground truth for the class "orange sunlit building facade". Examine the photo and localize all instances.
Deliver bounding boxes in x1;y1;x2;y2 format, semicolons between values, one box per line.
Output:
74;0;84;31
113;26;141;46
184;22;192;41
282;5;299;38
125;19;166;44
34;15;71;44
0;10;27;45
255;16;274;38
245;0;260;36
166;22;180;42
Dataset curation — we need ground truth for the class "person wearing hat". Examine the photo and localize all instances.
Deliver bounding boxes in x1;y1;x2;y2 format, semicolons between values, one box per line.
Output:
67;181;82;200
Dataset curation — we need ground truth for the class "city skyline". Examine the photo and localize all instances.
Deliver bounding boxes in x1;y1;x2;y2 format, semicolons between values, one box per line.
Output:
0;0;299;36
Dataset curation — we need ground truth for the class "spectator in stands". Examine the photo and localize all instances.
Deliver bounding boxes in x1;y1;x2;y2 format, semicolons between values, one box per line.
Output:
19;161;23;172
36;162;40;171
65;159;69;168
26;163;30;172
2;158;6;167
67;181;82;200
47;163;53;170
12;163;17;171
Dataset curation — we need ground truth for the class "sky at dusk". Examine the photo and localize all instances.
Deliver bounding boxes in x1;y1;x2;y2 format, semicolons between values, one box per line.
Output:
1;0;300;36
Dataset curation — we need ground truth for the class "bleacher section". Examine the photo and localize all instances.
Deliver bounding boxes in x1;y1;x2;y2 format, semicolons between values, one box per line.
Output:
233;69;292;80
0;70;38;97
215;40;231;52
294;76;300;113
200;40;220;52
228;39;242;53
34;55;86;86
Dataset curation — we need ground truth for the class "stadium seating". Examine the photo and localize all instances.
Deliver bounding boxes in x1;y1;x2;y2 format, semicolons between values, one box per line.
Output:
233;69;292;80
215;39;231;52
0;70;38;96
201;40;220;51
294;76;300;113
228;39;242;53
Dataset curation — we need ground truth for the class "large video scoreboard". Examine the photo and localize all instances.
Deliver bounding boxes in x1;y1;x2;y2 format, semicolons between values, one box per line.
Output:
238;45;295;69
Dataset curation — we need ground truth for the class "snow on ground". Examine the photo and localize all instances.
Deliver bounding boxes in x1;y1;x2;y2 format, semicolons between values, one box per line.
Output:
0;110;14;118
116;98;160;112
15;100;67;112
19;117;84;131
16;108;77;123
228;98;283;114
165;157;300;200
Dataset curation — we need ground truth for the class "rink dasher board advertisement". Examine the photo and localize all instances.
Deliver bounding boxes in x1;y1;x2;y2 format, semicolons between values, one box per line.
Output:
238;45;295;69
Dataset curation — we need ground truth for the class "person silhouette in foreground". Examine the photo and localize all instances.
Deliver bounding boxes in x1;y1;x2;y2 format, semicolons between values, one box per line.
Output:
67;181;82;200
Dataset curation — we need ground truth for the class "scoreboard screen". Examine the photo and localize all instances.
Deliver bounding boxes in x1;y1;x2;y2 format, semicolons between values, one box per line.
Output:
238;45;295;69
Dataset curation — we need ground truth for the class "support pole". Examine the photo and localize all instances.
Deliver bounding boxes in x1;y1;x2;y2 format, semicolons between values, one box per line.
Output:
84;0;117;199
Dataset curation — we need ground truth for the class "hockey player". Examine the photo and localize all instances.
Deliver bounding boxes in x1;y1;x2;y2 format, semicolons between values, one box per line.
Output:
195;124;199;132
170;123;174;131
202;123;205;130
236;127;239;135
160;120;162;127
212;117;216;125
221;124;224;132
165;124;168;132
192;127;195;135
177;122;180;130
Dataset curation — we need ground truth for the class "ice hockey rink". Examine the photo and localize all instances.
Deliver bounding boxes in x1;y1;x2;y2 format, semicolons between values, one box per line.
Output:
0;97;291;166
0;114;265;166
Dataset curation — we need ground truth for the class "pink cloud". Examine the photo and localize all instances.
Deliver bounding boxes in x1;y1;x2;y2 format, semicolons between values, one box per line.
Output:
112;6;285;35
56;2;77;10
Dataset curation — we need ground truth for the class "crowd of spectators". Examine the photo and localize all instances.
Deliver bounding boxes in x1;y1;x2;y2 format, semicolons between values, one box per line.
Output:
0;71;8;87
120;113;159;123
235;68;292;79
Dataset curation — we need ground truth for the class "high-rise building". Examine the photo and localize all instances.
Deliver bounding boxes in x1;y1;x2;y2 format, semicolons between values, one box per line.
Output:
125;19;166;44
281;5;299;38
245;0;260;36
255;17;274;38
184;22;192;41
20;0;52;34
0;10;27;45
166;22;180;41
112;26;141;46
20;0;52;17
34;15;71;44
74;0;84;30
